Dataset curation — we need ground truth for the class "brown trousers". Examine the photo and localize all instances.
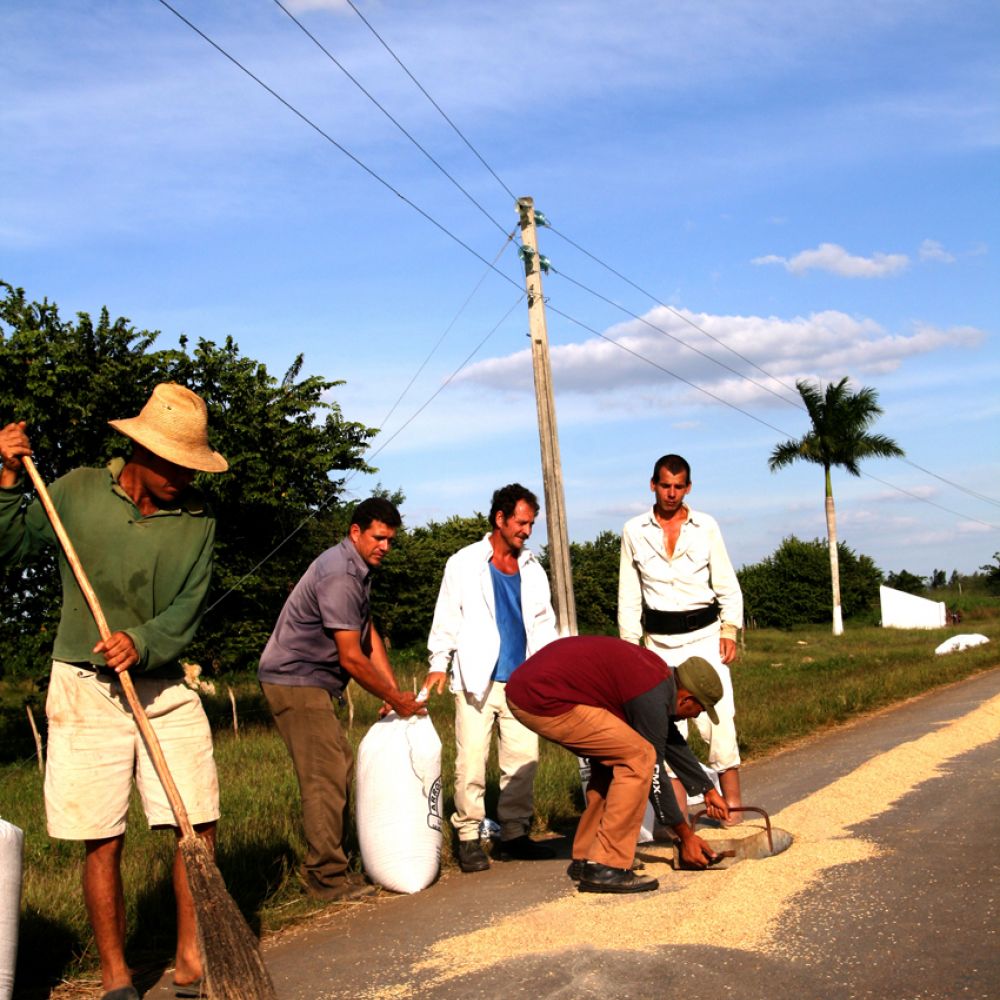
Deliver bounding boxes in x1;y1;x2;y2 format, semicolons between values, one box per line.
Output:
262;683;353;890
508;700;654;869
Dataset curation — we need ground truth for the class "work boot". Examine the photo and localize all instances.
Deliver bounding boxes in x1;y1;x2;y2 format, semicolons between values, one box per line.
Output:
578;861;659;894
498;835;556;861
567;857;644;881
458;839;490;873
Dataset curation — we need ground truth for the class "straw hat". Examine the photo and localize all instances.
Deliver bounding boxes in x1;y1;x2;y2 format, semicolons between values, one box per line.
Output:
109;383;229;473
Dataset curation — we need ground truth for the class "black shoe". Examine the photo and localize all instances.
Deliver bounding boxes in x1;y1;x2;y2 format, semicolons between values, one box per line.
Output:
498;835;557;861
567;857;644;881
458;839;491;872
578;862;659;894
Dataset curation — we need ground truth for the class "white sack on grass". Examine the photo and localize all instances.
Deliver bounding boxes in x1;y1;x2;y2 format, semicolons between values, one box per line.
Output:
935;633;990;655
0;818;24;1000
356;713;442;894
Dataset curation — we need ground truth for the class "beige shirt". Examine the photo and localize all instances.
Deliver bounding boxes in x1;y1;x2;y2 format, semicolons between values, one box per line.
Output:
618;505;742;644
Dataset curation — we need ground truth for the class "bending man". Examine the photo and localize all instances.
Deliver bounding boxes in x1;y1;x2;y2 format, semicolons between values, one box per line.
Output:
506;635;730;894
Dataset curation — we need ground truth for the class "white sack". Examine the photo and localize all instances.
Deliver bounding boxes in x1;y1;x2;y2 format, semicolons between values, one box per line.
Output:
935;633;990;655
356;713;442;894
0;819;24;1000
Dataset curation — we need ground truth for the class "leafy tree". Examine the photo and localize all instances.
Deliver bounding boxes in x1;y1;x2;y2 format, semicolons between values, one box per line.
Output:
768;377;903;636
928;568;947;589
559;530;621;636
373;513;491;650
0;281;376;675
980;552;1000;595
738;536;883;629
885;570;926;595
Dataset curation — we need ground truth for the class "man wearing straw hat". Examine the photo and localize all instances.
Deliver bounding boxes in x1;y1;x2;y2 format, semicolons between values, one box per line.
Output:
0;383;228;1000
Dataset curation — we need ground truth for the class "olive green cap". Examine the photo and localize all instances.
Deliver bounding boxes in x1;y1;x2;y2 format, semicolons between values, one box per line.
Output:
675;655;723;724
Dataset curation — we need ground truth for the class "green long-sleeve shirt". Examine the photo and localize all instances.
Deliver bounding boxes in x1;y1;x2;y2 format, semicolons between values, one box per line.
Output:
0;458;215;677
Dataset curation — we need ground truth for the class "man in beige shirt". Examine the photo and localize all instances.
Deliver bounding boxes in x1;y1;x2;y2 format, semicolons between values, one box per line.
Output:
619;453;744;819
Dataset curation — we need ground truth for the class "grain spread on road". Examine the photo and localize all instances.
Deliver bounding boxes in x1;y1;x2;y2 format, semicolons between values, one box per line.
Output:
391;691;1000;992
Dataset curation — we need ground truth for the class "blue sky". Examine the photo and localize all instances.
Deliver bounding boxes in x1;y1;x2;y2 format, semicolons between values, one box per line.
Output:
3;0;998;579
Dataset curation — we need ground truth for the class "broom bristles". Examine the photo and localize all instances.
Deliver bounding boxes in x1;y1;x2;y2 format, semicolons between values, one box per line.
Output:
180;837;277;1000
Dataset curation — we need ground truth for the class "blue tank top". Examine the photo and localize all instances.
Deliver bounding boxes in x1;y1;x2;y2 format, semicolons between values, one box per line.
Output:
490;562;527;682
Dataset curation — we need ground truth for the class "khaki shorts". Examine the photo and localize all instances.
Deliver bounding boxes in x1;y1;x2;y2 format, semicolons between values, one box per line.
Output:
44;660;220;840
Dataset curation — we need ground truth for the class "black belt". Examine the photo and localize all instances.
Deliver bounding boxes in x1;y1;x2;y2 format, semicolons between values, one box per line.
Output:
642;601;719;636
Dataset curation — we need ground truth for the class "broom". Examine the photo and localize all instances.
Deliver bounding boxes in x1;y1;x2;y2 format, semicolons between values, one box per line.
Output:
22;456;276;1000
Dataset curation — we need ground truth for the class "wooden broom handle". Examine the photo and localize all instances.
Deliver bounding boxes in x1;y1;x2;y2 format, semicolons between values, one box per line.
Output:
22;456;196;840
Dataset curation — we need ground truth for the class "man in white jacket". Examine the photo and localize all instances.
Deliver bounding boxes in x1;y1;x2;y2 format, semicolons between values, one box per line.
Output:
424;484;559;873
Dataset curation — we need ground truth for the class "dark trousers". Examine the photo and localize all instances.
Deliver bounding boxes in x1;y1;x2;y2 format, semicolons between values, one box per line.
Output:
261;682;353;889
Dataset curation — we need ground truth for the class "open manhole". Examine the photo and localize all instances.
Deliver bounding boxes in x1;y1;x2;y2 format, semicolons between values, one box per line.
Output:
670;806;793;869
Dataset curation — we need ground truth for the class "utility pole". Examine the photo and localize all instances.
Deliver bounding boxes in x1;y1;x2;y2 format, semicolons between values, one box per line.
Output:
517;197;577;636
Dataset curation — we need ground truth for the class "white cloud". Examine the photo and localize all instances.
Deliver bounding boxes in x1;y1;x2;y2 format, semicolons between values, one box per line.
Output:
752;243;909;277
919;239;956;263
956;521;994;535
453;307;986;409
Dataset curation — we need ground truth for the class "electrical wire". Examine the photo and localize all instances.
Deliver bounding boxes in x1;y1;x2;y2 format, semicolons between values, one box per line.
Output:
270;0;511;239
548;223;805;404
154;0;523;292
898;458;1000;509
342;0;518;204
544;225;999;513
551;264;804;409
375;232;516;431
155;1;996;542
204;292;526;614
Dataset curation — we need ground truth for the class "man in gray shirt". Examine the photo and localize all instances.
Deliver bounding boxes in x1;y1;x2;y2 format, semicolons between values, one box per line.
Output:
259;497;424;900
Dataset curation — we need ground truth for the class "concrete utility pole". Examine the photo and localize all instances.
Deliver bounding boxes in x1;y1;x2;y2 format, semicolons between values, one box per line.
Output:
517;197;577;636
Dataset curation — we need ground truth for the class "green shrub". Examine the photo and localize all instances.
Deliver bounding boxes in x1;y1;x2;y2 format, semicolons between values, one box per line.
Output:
738;536;882;629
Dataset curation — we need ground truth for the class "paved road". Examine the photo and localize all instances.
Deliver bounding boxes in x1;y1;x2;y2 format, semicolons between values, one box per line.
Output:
146;667;1000;1000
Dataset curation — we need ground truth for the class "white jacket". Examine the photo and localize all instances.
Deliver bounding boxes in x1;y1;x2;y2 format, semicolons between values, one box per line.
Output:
428;535;558;702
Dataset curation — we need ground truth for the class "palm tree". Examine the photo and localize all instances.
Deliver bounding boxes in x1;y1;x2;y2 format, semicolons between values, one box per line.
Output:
769;377;903;635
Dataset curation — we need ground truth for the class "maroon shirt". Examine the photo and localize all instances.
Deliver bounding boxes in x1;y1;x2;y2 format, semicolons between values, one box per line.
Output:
506;634;671;718
506;634;713;827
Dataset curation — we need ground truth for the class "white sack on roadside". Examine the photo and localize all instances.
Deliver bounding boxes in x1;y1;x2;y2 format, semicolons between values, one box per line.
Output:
935;633;990;655
356;713;442;894
0;818;24;1000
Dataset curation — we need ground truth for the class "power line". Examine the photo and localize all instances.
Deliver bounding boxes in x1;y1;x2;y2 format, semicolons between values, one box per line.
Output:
543;223;999;515
375;233;516;431
547;223;804;404
551;264;804;410
539;303;996;530
155;1;996;535
899;458;1000;509
342;0;518;204
204;292;526;614
270;0;511;239
366;294;526;463
543;301;793;438
859;469;997;527
154;0;522;292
